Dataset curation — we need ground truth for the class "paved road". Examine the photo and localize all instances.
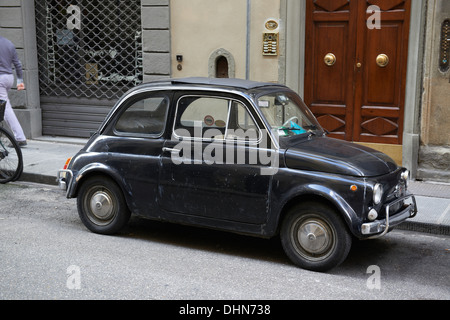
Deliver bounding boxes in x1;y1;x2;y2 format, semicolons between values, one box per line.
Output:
0;182;449;301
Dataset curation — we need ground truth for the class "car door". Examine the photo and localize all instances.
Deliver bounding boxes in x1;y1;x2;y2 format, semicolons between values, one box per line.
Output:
100;90;171;216
158;93;274;224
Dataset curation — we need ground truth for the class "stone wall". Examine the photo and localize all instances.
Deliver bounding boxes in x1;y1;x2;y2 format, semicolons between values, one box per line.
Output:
0;0;41;138
419;0;450;182
141;0;171;82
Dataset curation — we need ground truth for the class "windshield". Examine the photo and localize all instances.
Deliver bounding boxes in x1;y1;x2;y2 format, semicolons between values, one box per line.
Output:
257;91;322;137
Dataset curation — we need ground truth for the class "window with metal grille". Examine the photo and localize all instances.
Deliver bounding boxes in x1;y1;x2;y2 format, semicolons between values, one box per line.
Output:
35;0;143;100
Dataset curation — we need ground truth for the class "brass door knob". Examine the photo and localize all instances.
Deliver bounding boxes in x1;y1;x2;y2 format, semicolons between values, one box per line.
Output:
376;54;389;67
324;53;336;66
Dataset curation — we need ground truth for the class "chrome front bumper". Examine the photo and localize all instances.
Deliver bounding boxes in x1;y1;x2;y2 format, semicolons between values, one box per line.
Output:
361;194;417;238
57;169;73;192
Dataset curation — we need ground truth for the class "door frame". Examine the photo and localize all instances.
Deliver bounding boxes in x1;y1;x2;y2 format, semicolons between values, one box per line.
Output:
282;0;425;178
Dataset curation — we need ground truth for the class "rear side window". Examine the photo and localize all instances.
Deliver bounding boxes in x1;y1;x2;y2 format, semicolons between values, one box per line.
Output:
115;96;169;136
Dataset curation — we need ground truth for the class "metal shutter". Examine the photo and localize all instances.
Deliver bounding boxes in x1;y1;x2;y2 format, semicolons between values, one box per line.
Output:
35;0;142;137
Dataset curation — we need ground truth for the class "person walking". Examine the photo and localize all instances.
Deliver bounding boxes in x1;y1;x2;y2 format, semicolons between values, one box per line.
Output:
0;35;27;147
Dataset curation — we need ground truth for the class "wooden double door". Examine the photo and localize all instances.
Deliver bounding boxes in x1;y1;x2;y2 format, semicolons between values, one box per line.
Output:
304;0;411;145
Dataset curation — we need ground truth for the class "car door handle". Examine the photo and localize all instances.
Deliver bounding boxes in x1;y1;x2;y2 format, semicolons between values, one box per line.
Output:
162;147;181;154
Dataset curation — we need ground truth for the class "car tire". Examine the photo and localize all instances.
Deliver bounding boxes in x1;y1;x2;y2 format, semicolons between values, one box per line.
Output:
280;202;352;272
77;176;131;235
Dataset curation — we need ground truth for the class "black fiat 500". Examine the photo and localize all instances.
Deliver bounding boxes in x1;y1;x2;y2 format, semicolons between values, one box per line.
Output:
58;77;417;272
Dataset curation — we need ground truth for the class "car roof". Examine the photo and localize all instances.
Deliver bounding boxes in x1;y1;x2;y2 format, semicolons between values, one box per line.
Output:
143;77;288;91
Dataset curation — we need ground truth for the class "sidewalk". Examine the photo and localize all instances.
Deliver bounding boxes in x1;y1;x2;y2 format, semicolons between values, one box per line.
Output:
16;137;450;236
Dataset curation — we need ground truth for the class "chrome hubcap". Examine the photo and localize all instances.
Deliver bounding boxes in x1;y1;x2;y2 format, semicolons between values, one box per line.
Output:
298;221;330;255
291;215;336;261
87;190;115;225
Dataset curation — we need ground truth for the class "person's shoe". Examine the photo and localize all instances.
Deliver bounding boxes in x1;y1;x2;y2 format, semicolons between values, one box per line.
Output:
8;140;27;148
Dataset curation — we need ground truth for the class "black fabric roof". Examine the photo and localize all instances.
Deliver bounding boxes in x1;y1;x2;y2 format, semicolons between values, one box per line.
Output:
170;77;286;90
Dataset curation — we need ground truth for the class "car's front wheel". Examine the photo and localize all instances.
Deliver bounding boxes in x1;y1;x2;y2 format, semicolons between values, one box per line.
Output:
77;176;130;235
280;202;352;272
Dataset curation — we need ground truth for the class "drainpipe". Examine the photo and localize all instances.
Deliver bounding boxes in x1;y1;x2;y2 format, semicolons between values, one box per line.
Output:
246;0;251;80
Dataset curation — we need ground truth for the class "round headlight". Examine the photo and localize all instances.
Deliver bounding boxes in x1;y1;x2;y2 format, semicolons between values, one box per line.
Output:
401;170;409;181
373;183;383;205
401;170;409;188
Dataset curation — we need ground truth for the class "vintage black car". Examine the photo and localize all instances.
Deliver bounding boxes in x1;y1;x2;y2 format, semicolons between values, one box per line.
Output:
58;77;417;272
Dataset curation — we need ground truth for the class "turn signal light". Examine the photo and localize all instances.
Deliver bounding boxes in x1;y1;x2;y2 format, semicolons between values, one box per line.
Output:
63;158;72;170
368;209;378;221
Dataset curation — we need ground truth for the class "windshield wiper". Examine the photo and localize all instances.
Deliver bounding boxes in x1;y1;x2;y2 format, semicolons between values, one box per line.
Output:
307;129;317;139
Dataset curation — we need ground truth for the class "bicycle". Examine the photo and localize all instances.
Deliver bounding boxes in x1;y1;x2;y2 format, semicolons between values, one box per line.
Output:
0;99;23;183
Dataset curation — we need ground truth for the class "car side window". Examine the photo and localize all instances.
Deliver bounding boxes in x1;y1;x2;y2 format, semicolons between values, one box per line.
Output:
174;96;259;141
115;96;169;136
174;96;228;139
226;101;259;141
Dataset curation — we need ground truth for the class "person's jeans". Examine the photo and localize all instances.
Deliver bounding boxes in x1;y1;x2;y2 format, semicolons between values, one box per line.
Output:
0;73;26;142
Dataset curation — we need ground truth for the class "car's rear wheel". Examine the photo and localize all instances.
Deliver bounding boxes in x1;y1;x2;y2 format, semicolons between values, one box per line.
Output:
280;202;352;272
77;176;130;235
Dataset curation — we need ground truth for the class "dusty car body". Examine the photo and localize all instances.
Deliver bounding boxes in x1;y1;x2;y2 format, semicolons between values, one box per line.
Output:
58;77;417;271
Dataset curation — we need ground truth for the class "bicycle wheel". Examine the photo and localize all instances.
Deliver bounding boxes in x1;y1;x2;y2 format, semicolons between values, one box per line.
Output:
0;127;23;183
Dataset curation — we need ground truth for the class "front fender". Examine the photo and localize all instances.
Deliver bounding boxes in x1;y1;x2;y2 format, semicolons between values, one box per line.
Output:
269;181;364;237
299;184;361;233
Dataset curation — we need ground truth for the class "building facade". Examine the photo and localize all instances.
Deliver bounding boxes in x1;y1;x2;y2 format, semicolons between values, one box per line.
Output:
0;0;448;182
419;0;450;182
